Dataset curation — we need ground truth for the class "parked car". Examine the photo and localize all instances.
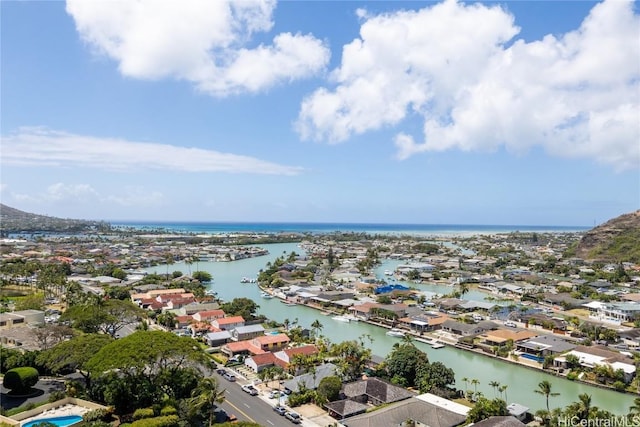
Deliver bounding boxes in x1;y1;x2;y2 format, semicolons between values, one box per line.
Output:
269;390;285;399
505;321;517;327
216;368;226;375
285;411;301;424
273;405;287;416
222;372;236;382
242;384;258;395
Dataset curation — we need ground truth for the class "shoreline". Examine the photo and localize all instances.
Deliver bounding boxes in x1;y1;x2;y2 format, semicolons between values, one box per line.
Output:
259;285;638;399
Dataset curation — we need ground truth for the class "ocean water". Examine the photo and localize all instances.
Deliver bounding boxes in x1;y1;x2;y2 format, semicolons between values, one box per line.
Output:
112;221;588;236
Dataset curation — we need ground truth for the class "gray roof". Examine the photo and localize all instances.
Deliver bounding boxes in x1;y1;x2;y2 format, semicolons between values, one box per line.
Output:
507;403;529;416
474;417;527;427
232;324;265;334
519;335;576;353
205;331;232;340
342;378;414;404
326;399;368;419
283;363;337;393
342;397;467;427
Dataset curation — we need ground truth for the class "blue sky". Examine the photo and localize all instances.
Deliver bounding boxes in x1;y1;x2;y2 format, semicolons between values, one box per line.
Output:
1;0;638;226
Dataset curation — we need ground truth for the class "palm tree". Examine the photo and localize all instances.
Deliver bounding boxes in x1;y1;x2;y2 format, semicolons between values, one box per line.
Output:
535;380;559;412
461;377;469;399
573;393;592;420
189;377;226;427
499;384;508;402
459;282;470;299
471;379;480;400
311;319;323;339
629;397;640;416
401;333;415;346
489;380;500;398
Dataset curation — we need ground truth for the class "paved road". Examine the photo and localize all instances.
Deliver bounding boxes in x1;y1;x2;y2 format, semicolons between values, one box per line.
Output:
214;370;298;426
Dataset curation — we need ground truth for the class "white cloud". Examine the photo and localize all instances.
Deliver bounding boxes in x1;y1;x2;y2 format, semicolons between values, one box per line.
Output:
66;0;329;96
297;0;640;171
105;187;164;207
45;183;99;202
1;127;303;175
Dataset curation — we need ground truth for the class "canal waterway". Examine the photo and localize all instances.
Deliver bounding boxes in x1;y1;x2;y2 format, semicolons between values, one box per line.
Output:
147;242;634;414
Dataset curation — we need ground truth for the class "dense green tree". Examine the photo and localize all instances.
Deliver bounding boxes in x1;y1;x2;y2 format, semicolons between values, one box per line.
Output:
385;343;429;388
37;334;113;389
4;367;39;393
86;331;209;414
330;340;371;382
417;361;455;394
466;397;509;423
220;297;260;321
316;376;342;404
192;271;212;283
61;299;145;337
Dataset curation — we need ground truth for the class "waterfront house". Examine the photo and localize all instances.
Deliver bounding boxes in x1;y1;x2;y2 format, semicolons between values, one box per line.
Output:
398;312;449;333
480;329;539;347
441;319;496;337
348;302;381;320
554;345;636;382
515;335;576;363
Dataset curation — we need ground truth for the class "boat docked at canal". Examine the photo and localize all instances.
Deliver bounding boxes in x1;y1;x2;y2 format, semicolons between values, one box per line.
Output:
261;291;274;299
386;328;406;337
332;314;359;323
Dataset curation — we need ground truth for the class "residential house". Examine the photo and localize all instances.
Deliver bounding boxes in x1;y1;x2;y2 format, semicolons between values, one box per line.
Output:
192;309;225;323
398;312;449;333
250;334;290;353
244;352;277;373
204;330;232;347
282;363;337;393
325;378;414;420
480;329;538;347
231;324;265;341
212;316;245;331
441;319;497;337
554;345;636;383
274;345;318;372
515;335;576;363
619;329;640;349
348;302;381;320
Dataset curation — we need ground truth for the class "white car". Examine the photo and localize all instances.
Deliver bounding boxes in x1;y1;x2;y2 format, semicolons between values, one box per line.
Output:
505;321;517;327
241;384;258;396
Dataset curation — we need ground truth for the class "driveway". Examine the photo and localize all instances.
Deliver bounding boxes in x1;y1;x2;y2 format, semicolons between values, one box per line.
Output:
0;379;65;410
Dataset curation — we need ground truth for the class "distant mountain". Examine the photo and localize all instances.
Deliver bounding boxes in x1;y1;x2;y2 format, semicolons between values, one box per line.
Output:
575;210;640;263
0;204;110;235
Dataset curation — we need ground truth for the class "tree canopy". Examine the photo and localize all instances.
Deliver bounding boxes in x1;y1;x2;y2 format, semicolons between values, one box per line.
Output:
61;299;145;337
220;297;261;321
385;343;429;388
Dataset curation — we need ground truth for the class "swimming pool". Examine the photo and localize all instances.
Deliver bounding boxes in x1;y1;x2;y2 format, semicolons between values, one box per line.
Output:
22;415;83;427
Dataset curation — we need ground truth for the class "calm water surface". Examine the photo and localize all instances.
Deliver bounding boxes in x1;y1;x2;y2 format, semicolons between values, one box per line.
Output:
148;242;633;414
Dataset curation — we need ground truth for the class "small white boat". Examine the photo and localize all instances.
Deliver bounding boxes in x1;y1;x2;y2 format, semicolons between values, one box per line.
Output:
431;342;445;349
261;292;274;299
332;315;352;322
386;328;406;337
204;289;218;296
384;269;394;276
